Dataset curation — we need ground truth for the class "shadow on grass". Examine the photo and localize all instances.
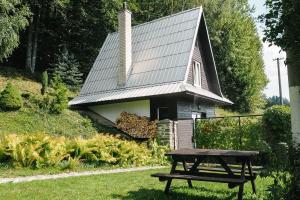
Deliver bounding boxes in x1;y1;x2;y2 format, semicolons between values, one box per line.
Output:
112;186;237;200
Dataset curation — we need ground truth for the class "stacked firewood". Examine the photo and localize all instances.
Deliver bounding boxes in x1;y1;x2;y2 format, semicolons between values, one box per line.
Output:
116;112;157;138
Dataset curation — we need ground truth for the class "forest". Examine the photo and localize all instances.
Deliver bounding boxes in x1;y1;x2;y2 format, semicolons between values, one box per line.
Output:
0;0;267;112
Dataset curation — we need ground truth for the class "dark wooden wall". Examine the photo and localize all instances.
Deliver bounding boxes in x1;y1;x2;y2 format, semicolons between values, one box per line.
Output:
186;16;222;96
177;98;215;119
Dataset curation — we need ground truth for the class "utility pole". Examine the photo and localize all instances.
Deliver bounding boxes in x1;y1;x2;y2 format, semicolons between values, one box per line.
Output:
273;57;284;105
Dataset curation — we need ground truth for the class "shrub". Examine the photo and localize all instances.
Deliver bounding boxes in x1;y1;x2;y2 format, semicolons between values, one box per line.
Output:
262;106;292;146
0;133;169;169
116;112;157;138
41;71;48;95
195;117;267;151
48;76;68;114
0;82;23;111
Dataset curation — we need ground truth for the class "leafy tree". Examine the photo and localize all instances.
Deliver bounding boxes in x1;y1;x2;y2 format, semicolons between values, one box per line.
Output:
24;0;68;74
261;0;300;197
0;82;23;111
200;0;267;112
0;0;30;61
52;48;83;90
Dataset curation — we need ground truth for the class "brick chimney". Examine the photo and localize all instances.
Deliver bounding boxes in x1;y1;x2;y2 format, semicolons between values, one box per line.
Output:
118;2;132;86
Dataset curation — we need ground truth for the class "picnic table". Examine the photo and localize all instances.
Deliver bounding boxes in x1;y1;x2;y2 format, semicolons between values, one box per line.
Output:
151;148;260;200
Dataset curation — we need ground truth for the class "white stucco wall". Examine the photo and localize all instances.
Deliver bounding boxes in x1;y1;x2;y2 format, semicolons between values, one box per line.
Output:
89;100;150;123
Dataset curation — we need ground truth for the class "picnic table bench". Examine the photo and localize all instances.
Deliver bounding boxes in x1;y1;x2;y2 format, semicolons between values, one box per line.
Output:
151;149;261;200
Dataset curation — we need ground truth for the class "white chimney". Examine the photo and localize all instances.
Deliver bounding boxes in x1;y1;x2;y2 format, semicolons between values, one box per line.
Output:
118;2;132;86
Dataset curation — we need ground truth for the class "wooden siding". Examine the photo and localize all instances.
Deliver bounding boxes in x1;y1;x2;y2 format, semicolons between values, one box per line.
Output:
177;98;215;119
187;17;222;96
187;40;211;91
177;119;194;149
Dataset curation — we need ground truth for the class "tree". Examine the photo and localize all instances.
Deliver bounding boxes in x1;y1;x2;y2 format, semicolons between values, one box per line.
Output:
52;48;83;90
24;0;68;74
265;96;290;108
0;0;30;61
261;0;300;197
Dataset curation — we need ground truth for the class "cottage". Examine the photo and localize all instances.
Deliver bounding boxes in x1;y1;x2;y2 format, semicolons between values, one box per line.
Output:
69;4;232;126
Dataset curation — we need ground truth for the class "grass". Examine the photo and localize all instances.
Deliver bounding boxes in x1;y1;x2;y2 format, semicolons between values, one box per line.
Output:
0;66;121;137
0;108;99;137
0;66;41;95
0;169;273;200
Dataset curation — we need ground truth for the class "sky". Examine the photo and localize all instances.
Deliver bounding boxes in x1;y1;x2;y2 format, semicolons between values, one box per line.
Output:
248;0;289;99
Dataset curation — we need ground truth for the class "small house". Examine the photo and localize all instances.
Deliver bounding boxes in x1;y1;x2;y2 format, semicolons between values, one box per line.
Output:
69;5;232;126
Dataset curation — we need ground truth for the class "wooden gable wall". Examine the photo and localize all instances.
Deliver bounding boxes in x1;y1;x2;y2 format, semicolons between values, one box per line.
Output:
186;16;221;95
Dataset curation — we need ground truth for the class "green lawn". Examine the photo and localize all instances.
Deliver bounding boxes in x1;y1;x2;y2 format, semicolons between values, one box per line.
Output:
0;169;273;200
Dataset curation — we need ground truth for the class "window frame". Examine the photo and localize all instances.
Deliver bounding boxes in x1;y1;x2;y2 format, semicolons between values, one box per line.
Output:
193;61;202;87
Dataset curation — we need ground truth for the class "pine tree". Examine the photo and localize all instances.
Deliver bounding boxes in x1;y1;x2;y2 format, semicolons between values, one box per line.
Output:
52;48;83;90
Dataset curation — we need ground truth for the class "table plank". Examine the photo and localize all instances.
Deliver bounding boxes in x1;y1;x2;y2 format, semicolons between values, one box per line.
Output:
166;148;259;157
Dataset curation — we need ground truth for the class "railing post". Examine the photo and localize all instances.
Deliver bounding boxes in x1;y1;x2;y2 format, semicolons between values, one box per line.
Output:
238;116;242;149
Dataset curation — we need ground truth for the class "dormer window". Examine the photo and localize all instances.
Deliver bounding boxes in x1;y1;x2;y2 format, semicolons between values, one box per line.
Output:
193;61;201;87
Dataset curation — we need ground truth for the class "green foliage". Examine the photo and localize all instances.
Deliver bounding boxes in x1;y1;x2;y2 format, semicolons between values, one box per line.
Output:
0;82;23;111
52;49;83;90
41;71;48;95
0;0;30;61
202;0;267;112
267;171;293;200
48;76;68;114
195;117;268;152
260;0;300;49
262;106;292;146
0;133;169;169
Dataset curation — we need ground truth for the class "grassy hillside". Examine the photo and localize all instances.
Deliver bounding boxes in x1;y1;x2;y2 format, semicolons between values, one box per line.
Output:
0;66;41;95
0;66;118;137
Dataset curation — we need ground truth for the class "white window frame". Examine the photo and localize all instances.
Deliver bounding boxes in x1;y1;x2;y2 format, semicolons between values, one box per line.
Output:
193;61;201;87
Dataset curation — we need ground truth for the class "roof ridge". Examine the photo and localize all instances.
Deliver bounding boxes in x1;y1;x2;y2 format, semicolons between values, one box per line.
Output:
108;6;201;36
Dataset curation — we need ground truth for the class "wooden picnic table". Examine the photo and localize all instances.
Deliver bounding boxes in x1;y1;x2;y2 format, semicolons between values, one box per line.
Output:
152;148;260;200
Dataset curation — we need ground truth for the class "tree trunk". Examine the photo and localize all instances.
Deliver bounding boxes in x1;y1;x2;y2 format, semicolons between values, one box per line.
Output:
31;9;40;74
287;46;300;197
25;7;40;74
26;18;34;72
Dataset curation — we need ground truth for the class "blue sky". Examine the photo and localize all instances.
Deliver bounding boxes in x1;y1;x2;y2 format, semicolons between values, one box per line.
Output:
248;0;289;99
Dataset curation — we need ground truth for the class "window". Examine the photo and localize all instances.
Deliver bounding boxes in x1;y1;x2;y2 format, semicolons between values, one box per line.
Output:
157;107;169;120
193;61;201;87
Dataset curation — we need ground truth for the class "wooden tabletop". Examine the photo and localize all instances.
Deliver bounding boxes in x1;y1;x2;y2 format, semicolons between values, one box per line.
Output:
166;148;259;157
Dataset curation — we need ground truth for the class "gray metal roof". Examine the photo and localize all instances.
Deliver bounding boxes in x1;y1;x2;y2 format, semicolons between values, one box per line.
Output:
69;7;232;106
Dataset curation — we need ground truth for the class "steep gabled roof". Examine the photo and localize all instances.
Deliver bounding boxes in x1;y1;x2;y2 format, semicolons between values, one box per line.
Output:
69;7;232;106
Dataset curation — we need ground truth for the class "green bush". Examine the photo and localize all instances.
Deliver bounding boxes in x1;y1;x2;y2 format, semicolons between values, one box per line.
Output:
195;117;267;151
41;71;48;95
0;82;23;111
262;106;292;146
48;76;68;114
0;133;169;169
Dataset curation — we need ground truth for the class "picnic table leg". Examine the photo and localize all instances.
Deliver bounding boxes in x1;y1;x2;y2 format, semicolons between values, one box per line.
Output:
165;160;177;194
238;160;246;200
247;160;257;194
183;161;193;188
